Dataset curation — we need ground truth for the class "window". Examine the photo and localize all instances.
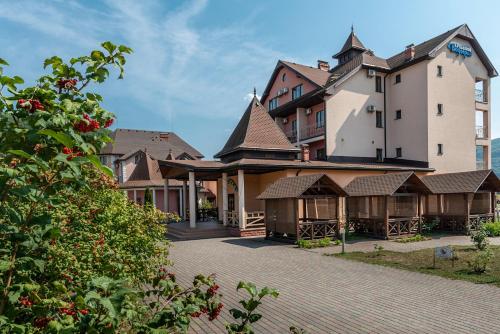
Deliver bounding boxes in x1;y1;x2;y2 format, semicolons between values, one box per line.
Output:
437;144;443;155
281;73;286;82
268;97;279;111
437;65;443;77
376;148;383;162
375;76;382;93
395;109;402;120
437;103;443;115
376;111;383;128
292;84;303;100
315;110;325;128
396;147;402;158
291;119;297;134
395;74;401;84
134;155;140;164
316;148;326;160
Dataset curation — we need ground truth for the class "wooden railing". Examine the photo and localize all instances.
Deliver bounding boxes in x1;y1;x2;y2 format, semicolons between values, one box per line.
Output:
387;217;420;237
225;211;265;230
298;219;338;240
468;213;494;231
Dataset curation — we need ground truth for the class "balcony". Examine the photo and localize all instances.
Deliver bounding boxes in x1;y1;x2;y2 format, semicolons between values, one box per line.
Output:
300;122;325;141
476;126;488;139
285;129;297;143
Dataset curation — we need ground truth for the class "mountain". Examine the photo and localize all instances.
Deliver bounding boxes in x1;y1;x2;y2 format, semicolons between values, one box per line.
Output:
493;138;500;174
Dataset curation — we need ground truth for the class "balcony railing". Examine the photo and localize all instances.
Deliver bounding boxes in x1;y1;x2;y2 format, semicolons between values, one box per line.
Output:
300;122;325;141
476;126;488;139
475;89;487;103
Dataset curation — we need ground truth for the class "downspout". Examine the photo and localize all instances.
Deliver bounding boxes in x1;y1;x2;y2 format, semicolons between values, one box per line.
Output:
383;75;387;158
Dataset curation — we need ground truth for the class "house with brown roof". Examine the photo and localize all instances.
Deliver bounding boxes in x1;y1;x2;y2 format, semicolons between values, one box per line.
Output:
99;129;215;213
155;24;497;240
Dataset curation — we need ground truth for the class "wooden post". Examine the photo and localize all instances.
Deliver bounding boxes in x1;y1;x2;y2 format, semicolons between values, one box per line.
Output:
491;192;496;215
182;180;187;220
336;197;342;238
163;178;169;212
384;196;389;239
417;194;422;233
152;189;156;208
295;199;300;241
133;189;137;202
464;193;472;232
222;173;228;226
237;169;246;230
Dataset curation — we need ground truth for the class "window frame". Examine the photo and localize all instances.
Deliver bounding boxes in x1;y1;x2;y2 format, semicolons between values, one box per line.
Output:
376;148;383;162
268;97;279;111
376;110;383;128
395;109;402;120
291;119;297;134
437;143;443;155
375;75;382;93
437;65;443;77
315;110;325;129
396;147;402;158
437;103;443;115
291;84;303;100
281;73;287;82
395;74;401;84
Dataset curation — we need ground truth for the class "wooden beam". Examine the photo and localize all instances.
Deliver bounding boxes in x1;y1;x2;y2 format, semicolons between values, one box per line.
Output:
491;192;496;214
384;196;389;239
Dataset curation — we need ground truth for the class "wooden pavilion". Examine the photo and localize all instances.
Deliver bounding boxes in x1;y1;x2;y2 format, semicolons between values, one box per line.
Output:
344;172;431;239
421;170;500;233
257;174;347;242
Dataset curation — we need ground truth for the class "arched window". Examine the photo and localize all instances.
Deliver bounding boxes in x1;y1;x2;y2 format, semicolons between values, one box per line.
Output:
281;73;286;82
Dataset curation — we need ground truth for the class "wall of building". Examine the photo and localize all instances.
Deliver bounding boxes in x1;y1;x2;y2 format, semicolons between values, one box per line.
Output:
262;65;317;108
426;37;490;172
386;61;429;163
325;69;385;159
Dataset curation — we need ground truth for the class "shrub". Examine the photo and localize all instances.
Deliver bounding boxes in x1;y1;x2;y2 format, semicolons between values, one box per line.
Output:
144;187;154;207
394;234;430;243
373;244;384;256
468;249;493;274
297;237;332;249
470;229;489;251
421;218;440;234
483;221;500;237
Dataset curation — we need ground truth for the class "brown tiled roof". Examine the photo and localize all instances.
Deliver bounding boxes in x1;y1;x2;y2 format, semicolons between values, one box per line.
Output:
333;31;366;58
421;170;500;194
214;96;299;158
344;172;430;197
257;174;347;199
281;61;331;87
100;129;204;160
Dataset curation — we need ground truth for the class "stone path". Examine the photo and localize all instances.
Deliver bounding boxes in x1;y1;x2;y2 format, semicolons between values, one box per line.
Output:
169;236;500;333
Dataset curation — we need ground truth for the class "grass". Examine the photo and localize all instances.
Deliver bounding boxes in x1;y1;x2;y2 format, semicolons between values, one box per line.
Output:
329;245;500;286
297;237;340;249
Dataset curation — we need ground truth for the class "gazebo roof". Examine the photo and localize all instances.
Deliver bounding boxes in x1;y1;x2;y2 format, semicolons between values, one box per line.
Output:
421;169;500;194
345;172;431;197
257;174;347;200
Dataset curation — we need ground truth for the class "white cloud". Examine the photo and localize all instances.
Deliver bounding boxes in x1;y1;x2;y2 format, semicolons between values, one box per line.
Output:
0;0;286;123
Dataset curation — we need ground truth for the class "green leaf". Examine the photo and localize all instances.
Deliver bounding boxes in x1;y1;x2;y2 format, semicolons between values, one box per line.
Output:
0;58;9;66
38;129;74;148
7;149;32;159
229;308;244;319
0;260;11;272
248;313;262;323
237;281;258;297
101;41;117;54
87;155;113;177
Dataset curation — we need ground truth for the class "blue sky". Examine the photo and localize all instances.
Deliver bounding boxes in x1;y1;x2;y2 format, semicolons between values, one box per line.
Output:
1;0;499;158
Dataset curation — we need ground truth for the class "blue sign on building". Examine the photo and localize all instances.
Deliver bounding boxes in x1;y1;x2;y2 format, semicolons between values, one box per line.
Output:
448;42;472;57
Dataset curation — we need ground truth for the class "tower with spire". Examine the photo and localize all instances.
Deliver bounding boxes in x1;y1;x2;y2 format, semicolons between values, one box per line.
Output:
333;26;366;65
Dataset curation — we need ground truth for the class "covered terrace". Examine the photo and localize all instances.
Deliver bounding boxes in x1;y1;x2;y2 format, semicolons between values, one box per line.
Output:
345;172;431;239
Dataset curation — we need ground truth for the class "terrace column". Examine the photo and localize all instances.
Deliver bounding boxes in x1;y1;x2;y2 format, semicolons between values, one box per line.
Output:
182;181;187;220
384;196;389;239
163;179;169;212
222;172;228;226
189;172;196;228
238;169;246;230
178;188;183;218
152;189;156;208
133;189;137;202
491;192;496;215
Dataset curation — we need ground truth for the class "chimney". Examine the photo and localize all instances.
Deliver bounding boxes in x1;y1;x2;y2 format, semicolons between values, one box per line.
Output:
404;44;415;61
300;144;310;162
317;60;330;71
159;132;169;140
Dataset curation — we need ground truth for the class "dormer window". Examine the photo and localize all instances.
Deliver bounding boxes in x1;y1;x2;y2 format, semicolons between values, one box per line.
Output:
269;97;279;111
292;84;303;100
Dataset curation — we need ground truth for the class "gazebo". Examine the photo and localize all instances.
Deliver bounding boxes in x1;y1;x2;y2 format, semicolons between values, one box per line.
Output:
421;170;500;233
345;172;431;239
257;174;347;242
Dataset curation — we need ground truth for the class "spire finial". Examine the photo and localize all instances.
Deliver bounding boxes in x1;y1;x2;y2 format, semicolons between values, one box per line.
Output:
253;87;256;97
351;24;354;33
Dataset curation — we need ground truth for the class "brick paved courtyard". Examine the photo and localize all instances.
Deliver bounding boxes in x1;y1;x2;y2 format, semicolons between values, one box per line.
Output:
170;237;500;333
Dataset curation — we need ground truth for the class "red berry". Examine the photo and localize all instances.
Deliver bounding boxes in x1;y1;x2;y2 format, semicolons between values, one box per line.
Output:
78;309;89;315
104;118;114;128
62;147;72;154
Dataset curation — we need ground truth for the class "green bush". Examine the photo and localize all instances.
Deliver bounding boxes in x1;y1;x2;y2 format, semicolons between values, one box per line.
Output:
144;187;154;207
470;229;489;250
394;234;430;243
483;221;500;237
468;249;493;274
297;237;333;249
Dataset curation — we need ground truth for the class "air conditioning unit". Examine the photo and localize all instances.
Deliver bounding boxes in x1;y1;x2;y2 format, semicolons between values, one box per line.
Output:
367;105;376;113
282;118;288;124
277;87;289;97
367;69;376;77
305;108;312;115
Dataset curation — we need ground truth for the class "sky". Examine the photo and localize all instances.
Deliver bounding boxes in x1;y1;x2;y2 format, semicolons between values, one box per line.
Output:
0;0;499;158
